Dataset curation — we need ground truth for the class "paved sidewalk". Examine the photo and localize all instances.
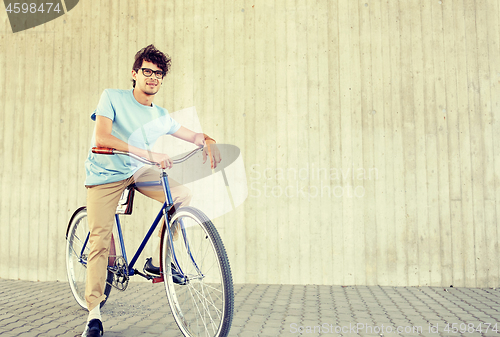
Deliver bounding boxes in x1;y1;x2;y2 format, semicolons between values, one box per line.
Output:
1;279;500;337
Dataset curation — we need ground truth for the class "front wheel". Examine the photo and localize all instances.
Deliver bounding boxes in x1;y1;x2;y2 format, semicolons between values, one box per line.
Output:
66;207;113;309
161;206;234;337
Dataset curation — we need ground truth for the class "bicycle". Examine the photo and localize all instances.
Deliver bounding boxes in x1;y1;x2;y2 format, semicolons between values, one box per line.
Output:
65;146;234;337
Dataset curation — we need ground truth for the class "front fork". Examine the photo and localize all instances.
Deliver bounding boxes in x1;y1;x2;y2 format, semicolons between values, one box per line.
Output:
160;170;185;279
160;170;202;281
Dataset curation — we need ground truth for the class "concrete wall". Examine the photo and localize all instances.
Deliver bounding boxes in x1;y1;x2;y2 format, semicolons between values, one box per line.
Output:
0;0;499;287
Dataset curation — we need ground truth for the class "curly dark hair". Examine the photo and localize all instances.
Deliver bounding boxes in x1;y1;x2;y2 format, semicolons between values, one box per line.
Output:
132;44;172;88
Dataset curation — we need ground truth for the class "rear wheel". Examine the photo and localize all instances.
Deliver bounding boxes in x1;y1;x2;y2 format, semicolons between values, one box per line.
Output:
66;207;112;309
161;206;234;337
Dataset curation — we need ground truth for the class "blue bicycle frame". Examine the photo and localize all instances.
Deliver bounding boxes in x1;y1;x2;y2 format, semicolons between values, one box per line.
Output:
109;170;198;280
110;172;171;278
84;146;205;282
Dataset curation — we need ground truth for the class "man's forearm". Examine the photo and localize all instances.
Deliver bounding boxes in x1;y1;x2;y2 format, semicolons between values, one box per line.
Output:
173;127;216;144
95;133;152;158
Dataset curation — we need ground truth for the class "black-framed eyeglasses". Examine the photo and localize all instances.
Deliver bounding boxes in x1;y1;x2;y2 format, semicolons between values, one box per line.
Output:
136;67;165;79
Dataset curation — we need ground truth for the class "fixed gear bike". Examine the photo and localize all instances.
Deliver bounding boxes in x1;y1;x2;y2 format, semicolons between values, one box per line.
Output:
65;146;234;337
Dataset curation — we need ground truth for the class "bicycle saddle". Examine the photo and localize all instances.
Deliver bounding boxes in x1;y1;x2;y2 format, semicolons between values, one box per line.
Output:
116;184;135;215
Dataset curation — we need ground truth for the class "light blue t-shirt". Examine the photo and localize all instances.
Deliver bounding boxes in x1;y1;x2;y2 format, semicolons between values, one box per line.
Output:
84;89;181;186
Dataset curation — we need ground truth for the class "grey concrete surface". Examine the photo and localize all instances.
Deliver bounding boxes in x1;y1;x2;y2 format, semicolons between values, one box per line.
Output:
1;279;500;336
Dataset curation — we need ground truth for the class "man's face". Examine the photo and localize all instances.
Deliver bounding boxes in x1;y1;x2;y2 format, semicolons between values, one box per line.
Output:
132;60;164;96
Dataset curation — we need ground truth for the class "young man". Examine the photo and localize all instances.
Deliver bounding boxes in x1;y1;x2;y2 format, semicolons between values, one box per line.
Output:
82;45;220;337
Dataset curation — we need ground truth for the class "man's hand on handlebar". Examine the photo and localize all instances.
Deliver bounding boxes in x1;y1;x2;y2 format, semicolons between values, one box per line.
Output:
194;133;205;147
149;152;173;169
193;132;221;169
203;142;221;169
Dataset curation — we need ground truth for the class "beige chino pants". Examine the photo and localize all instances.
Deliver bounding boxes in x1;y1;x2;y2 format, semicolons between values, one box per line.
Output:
85;166;192;311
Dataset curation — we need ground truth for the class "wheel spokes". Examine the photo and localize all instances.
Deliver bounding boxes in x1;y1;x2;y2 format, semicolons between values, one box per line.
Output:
163;209;231;337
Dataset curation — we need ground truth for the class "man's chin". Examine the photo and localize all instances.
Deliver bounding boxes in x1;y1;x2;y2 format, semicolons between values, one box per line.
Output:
144;89;159;96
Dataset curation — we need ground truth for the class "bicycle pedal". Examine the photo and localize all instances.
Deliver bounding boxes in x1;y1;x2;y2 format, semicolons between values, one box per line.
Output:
152;276;164;283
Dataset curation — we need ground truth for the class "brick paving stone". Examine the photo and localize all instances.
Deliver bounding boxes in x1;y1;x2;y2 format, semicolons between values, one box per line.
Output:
259;330;282;337
248;314;267;323
302;312;320;318
391;320;413;327
238;331;261;337
0;317;20;326
6;325;32;335
14;332;40;337
286;309;303;316
267;312;286;320
242;321;264;331
269;307;288;314
38;321;62;331
370;315;389;321
228;326;244;335
282;316;302;323
145;324;170;334
0;312;15;320
233;314;248;326
238;304;257;312
50;326;72;335
265;319;284;327
254;308;272;316
3;320;26;330
57;330;82;337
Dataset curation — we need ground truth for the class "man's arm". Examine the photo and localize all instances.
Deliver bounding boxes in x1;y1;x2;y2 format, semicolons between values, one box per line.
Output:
171;126;218;145
171;126;206;145
95;115;174;168
172;126;221;168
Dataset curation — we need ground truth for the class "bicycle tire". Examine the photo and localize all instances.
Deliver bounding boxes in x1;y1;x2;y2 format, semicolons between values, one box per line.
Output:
66;207;113;309
161;206;234;337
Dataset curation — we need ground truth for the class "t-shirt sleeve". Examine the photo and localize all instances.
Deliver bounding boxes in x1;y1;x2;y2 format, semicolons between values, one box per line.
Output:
92;90;115;121
165;114;181;135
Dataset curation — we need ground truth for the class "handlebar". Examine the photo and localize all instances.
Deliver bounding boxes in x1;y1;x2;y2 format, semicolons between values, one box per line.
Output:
92;146;204;166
